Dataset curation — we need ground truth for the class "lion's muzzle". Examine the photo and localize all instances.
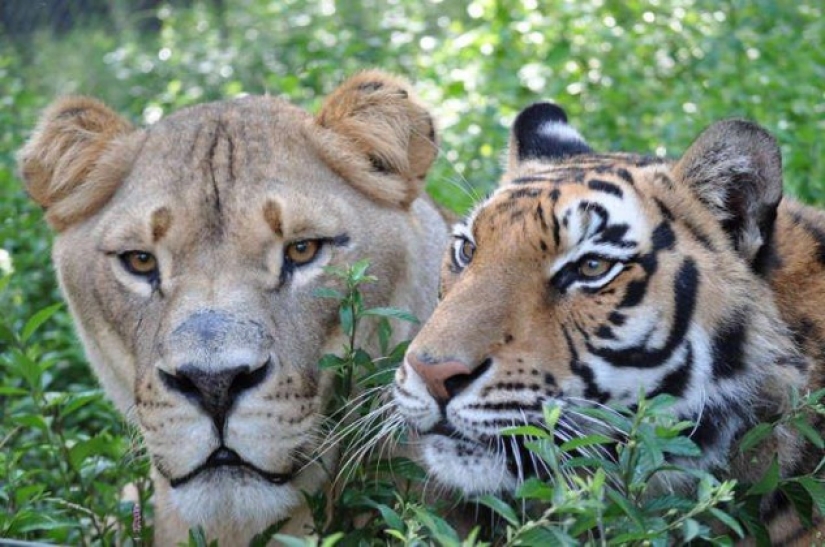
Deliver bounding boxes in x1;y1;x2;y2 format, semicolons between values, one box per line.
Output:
159;360;271;431
159;310;274;430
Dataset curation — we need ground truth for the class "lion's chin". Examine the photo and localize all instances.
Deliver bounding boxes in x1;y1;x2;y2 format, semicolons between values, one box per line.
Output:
168;471;301;533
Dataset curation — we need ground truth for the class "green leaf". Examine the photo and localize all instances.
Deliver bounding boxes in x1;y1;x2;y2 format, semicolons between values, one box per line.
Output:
270;535;312;547
659;435;701;457
13;511;76;534
350;259;371;282
735;496;771;547
365;501;405;532
796;476;825;514
475;494;519;526
0;321;17;345
10;349;43;391
0;385;28;396
642;494;695;514
747;458;780;496
16;414;50;432
60;390;104;418
352;348;373;369
791;416;824;449
21;302;63;343
320;533;344;547
646;393;679;411
14;483;46;506
559;433;613;453
606;489;645;528
411;506;461;545
318;353;346;371
0;274;10;294
377;316;391;355
384;530;406;542
339;304;354;338
738;422;773;454
187;526;212;547
779;481;813;528
682;517;701;542
68;435;118;469
387;340;410;363
516;477;555;501
543;404;562;430
500;424;550;438
518;526;577;546
562;456;619;473
361;306;419;324
708;507;745;538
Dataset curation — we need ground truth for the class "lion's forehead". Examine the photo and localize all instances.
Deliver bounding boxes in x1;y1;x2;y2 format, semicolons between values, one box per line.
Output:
125;98;333;202
99;108;368;251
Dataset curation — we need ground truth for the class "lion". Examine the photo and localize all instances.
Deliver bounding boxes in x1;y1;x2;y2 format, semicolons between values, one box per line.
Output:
18;70;448;544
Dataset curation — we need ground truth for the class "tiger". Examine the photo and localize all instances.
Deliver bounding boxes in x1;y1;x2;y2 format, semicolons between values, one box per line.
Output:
392;102;824;544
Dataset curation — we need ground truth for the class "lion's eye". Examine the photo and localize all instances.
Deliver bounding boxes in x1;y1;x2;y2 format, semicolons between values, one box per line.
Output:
285;240;322;266
453;237;476;269
578;256;613;278
120;251;159;278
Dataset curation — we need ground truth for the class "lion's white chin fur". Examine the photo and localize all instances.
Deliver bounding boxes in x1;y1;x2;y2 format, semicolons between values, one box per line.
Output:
168;474;301;534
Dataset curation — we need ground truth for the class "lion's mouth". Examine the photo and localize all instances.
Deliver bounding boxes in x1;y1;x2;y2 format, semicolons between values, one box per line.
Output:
170;447;296;488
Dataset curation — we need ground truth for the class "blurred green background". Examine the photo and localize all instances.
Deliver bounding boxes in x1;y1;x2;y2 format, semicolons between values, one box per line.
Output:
0;0;823;542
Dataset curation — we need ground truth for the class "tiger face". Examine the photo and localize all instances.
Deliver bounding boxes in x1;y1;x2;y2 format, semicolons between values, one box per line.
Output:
393;103;819;502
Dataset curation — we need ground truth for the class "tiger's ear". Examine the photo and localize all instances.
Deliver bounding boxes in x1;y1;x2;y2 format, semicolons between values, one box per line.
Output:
673;119;783;265
313;70;438;208
507;102;592;175
17;97;135;231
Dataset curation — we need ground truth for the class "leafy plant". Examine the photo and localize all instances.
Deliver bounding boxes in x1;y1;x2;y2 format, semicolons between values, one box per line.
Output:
0;274;153;545
731;388;825;545
2;0;824;544
265;260;467;546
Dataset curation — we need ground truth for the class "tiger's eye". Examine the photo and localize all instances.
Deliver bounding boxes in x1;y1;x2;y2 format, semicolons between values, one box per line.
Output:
121;251;158;277
579;257;612;278
285;240;321;265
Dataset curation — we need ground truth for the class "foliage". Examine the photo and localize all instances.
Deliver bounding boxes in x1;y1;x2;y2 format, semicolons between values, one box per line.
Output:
482;392;824;547
1;0;824;545
0;275;153;544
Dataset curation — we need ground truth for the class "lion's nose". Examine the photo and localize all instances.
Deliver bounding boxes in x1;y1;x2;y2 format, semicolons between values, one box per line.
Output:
406;353;488;403
160;361;270;428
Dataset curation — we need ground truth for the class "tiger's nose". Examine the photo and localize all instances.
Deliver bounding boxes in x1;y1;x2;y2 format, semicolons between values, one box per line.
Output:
406;353;478;403
160;360;270;427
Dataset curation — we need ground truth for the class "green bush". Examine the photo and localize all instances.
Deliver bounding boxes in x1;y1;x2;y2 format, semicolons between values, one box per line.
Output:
1;0;823;544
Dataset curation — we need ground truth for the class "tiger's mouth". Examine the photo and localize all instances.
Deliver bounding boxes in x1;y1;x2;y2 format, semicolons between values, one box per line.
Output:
170;446;297;488
423;420;539;477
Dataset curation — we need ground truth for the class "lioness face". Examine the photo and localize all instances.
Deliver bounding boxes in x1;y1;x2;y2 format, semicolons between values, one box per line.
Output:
20;72;446;537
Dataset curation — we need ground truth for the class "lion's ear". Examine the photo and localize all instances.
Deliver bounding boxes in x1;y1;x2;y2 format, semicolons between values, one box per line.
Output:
313;70;438;208
17;97;135;231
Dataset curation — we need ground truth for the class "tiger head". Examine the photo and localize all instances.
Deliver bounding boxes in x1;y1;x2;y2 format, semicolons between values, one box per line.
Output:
393;103;811;496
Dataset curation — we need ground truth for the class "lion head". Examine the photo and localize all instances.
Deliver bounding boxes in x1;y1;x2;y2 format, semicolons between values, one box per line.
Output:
18;71;447;543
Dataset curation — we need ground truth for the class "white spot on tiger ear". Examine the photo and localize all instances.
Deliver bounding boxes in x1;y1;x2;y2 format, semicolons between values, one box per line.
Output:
538;121;586;145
